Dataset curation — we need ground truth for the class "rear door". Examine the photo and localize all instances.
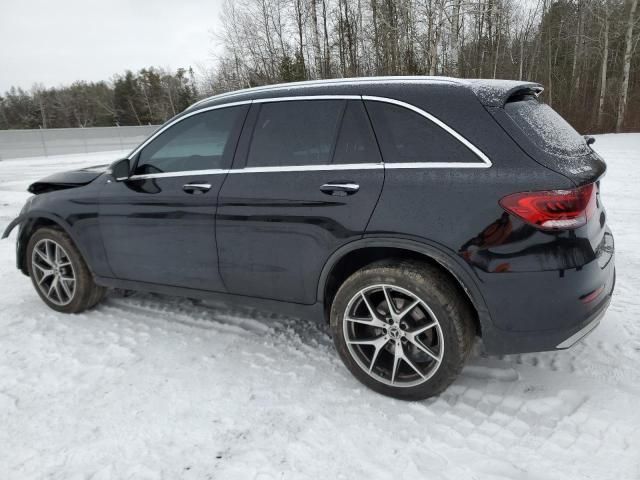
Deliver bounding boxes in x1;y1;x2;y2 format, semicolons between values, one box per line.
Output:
99;104;248;291
216;97;384;304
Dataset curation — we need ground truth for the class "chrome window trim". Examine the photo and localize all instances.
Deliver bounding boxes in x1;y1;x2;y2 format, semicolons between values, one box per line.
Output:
362;95;492;168
126;96;357;163
385;162;489;169
123;94;492;180
127;164;384;180
127;161;486;180
228;163;383;174
129;169;229;181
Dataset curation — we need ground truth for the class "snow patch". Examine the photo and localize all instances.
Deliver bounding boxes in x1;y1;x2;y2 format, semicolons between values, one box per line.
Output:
1;137;640;479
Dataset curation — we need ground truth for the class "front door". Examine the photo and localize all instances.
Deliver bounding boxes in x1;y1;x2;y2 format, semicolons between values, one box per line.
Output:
99;104;248;291
216;98;384;304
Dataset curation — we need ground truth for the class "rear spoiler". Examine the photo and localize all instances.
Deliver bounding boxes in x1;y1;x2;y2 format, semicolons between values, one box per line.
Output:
466;80;544;107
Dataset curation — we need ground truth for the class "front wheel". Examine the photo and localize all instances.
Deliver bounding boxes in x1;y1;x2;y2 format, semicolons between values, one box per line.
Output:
26;227;106;313
330;260;475;400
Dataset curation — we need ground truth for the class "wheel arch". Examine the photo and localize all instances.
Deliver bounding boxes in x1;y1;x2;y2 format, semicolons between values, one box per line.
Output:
16;212;88;276
317;237;491;336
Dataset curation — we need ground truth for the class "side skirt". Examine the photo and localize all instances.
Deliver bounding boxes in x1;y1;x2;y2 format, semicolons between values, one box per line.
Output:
94;275;324;321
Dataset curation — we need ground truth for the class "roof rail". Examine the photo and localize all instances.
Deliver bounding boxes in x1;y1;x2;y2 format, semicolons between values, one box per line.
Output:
187;77;545;111
188;76;463;111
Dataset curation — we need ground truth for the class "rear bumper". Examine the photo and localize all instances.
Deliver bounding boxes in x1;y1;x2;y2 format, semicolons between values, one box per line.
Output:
555;307;605;349
479;250;615;355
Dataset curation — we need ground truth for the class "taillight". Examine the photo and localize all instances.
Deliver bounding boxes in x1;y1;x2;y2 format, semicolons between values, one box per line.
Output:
499;183;597;230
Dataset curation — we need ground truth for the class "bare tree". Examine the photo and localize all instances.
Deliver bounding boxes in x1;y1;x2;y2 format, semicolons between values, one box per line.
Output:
310;0;324;76
597;0;610;129
616;0;638;132
5;0;640;133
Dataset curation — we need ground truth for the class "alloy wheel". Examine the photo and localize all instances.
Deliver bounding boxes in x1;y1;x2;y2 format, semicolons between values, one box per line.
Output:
343;284;444;387
31;238;76;306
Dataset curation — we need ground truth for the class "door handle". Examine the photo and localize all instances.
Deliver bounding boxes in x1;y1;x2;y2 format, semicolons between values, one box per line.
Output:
183;183;212;194
320;182;360;196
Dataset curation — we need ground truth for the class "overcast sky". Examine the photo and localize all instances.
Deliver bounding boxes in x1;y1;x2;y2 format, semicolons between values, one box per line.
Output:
0;0;224;92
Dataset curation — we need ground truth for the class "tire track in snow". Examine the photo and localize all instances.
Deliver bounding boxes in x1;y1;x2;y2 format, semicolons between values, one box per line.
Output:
2;140;640;479
79;292;638;479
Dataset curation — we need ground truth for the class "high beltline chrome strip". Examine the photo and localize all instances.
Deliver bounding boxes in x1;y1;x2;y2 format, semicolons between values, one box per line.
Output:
126;94;492;172
128;169;229;180
128;164;379;180
127;161;490;180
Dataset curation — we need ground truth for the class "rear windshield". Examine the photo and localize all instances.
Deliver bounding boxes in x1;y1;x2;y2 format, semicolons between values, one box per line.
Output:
505;96;590;157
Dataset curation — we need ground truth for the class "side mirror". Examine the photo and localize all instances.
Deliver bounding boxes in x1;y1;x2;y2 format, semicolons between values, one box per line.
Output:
584;135;596;146
110;158;131;181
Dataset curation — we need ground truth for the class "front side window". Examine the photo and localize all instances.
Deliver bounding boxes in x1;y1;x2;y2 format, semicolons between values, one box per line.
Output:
365;101;480;163
134;106;244;175
246;100;344;168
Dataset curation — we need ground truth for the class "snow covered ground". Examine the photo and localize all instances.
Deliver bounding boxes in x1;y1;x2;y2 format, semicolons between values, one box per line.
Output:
1;137;639;480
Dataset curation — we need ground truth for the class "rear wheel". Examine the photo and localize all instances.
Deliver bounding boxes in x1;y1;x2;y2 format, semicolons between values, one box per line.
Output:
330;260;474;400
26;227;106;313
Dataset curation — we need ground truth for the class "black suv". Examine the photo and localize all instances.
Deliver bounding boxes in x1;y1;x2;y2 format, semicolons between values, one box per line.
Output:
3;77;615;400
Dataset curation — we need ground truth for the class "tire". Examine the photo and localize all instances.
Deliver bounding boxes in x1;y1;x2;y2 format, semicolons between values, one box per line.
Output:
330;260;475;400
26;227;106;313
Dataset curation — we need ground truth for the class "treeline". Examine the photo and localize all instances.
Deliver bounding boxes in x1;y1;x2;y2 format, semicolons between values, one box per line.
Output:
0;67;198;129
206;0;640;133
2;0;637;133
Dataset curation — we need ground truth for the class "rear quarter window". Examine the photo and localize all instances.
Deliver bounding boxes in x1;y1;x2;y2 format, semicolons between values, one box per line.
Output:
504;97;590;157
364;101;481;164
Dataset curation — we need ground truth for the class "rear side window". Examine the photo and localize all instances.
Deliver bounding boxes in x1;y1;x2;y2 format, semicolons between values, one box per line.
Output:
333;101;381;164
365;101;480;163
135;106;243;175
247;100;344;167
505;97;590;156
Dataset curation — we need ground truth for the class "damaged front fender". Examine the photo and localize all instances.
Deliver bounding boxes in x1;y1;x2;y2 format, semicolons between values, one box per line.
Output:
2;214;25;239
